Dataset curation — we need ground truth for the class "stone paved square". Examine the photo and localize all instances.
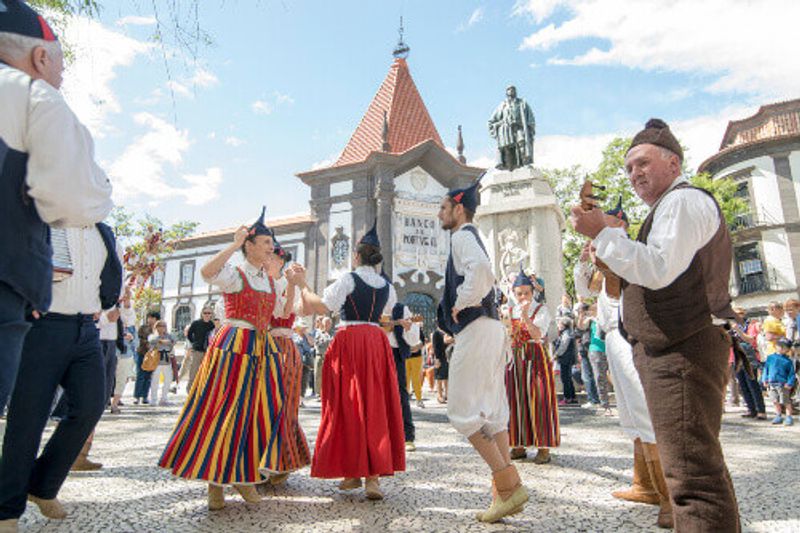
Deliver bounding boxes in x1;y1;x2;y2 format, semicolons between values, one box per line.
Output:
3;388;798;532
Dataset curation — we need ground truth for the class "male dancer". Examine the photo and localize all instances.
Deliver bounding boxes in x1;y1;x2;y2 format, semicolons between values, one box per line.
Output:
574;198;672;529
437;176;527;523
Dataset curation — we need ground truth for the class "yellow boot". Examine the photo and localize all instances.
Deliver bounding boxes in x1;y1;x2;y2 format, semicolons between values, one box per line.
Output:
642;443;674;529
477;465;529;523
612;439;659;505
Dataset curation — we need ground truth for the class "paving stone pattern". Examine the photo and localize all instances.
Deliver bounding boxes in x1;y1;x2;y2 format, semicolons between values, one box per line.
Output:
6;389;799;532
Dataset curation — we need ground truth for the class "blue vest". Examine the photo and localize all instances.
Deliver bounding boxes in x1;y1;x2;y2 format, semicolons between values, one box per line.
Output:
437;225;498;335
0;136;52;311
96;222;122;311
392;302;411;358
340;273;390;323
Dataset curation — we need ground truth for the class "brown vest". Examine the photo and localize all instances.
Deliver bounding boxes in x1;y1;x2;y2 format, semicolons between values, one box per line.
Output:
621;182;734;352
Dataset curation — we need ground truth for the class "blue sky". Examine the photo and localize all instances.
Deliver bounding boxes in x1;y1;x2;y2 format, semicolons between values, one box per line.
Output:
57;0;799;232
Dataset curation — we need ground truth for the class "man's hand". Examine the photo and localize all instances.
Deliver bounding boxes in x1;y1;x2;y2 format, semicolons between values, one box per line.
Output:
580;240;593;261
570;205;608;240
233;225;250;247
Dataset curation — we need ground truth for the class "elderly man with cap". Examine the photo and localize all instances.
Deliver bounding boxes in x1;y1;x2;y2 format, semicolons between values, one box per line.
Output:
437;176;528;524
571;119;740;531
574;197;672;528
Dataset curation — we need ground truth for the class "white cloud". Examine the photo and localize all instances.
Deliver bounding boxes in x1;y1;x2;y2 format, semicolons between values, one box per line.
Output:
273;91;295;105
252;100;273;115
536;132;617;170
224;136;246;147
165;67;218;99
110;112;222;206
515;0;800;99
311;154;338;170
133;88;163;106
60;17;152;137
116;15;157;26
166;80;192;98
457;7;485;32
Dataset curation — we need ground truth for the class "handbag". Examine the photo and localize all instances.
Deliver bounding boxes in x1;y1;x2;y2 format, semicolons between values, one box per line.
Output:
141;348;160;372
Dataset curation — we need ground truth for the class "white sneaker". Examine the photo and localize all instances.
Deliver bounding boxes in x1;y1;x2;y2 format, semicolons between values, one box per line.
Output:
581;402;597;409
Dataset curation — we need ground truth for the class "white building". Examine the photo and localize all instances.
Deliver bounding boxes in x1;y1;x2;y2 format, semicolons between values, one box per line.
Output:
699;99;800;312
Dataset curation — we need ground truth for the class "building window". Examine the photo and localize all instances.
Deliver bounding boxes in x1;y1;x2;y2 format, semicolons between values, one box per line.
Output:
730;181;754;230
173;305;193;339
151;267;164;289
331;226;350;269
405;292;436;338
735;243;768;294
179;260;195;288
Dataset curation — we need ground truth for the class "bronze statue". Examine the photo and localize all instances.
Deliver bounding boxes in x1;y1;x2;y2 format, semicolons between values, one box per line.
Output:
488;85;536;171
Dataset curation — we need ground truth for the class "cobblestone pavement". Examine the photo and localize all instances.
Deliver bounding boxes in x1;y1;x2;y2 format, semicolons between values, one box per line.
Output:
3;388;798;532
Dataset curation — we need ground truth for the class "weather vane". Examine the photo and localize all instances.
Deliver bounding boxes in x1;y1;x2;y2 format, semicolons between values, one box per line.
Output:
393;16;410;59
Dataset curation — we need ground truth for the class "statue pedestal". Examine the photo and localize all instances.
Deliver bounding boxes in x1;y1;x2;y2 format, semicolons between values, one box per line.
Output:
476;166;566;321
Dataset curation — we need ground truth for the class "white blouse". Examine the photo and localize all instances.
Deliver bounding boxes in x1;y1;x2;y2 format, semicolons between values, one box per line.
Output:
511;302;551;333
321;266;397;318
206;262;286;318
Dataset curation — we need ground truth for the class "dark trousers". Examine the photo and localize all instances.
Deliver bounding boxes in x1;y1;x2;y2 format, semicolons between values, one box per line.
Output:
632;326;740;532
0;314;105;520
558;357;576;400
134;353;152;400
100;339;118;405
0;282;32;414
393;348;415;442
580;353;599;403
737;366;766;415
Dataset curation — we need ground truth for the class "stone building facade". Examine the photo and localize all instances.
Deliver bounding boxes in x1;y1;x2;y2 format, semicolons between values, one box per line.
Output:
699;99;800;311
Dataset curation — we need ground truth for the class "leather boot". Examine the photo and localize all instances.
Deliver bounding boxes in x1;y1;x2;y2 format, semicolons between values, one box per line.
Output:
612;439;659;505
642;443;674;529
70;435;102;471
233;484;261;503
477;465;529;523
509;447;527;460
208;484;224;511
338;478;362;491
364;477;383;500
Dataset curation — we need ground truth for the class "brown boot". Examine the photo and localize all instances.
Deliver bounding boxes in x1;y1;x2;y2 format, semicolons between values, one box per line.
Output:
510;447;527;460
612;439;659;505
27;495;67;519
233;484;261;503
71;434;102;472
642;443;674;529
208;484;225;511
477;465;529;523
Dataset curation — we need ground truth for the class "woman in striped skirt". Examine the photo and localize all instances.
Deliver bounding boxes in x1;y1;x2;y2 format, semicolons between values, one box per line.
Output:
505;266;560;464
261;240;310;487
158;210;288;510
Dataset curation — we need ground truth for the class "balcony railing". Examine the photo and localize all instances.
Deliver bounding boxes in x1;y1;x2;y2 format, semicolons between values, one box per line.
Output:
738;275;769;295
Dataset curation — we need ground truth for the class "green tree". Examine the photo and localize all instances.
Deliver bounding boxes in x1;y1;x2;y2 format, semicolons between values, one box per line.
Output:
545;138;749;298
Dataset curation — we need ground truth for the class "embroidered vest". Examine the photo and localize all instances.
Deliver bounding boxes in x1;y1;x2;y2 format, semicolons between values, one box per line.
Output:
437;225;499;335
223;268;276;331
340;273;389;323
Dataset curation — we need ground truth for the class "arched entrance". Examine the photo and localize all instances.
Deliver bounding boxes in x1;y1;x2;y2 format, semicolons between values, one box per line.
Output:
405;292;436;339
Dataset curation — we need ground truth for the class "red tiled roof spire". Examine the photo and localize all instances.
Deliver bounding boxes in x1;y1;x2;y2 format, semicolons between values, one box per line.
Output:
334;58;444;167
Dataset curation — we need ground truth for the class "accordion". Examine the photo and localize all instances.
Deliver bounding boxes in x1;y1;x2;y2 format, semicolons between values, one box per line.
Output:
51;228;73;282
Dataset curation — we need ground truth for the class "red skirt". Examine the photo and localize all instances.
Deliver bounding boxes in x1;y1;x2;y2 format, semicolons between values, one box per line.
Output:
271;335;311;473
310;324;406;479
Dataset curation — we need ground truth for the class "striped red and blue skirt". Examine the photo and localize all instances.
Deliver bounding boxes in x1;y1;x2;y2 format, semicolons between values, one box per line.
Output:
159;324;285;484
506;341;560;449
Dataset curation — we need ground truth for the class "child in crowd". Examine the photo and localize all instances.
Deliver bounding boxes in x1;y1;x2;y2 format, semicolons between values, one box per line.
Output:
761;337;796;426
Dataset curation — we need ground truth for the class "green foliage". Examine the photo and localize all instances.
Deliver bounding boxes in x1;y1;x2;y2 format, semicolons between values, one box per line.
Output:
29;0;99;17
133;286;162;323
546;137;750;297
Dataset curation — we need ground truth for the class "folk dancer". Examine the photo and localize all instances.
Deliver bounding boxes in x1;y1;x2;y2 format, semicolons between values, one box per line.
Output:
506;265;560;465
159;209;287;511
0;0;113;416
571;119;741;531
0;224;121;530
574;198;672;528
301;222;405;501
261;238;310;487
437;176;528;523
386;296;420;452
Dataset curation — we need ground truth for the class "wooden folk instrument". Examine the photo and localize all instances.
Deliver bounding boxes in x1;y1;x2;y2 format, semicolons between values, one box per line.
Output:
579;180;622;298
380;314;424;332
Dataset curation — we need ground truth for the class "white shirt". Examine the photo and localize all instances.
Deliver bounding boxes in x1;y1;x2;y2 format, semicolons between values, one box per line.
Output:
0;65;113;227
387;304;422;349
97;310;119;340
321;266;397;318
511;302;551;335
49;227;106;315
120;306;136;328
451;224;496;311
593;177;719;290
573;259;620;333
205;262;287;318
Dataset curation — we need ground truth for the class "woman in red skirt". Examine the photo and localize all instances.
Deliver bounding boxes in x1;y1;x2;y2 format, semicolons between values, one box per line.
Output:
295;222;405;500
262;239;310;486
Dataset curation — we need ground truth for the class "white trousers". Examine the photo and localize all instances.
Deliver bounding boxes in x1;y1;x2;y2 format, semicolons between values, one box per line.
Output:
447;317;509;437
114;356;134;397
150;363;171;404
605;330;656;443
